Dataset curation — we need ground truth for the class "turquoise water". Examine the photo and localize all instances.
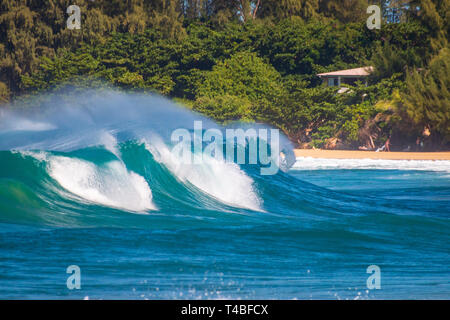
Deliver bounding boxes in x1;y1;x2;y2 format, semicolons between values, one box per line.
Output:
0;91;449;299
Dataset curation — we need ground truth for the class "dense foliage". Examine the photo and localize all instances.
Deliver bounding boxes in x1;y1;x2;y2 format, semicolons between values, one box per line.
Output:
1;0;448;150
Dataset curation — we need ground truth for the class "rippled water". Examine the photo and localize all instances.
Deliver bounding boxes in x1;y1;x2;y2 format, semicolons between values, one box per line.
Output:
0;91;448;299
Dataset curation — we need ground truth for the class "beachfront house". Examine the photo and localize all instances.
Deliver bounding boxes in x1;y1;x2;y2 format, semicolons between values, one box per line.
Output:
317;66;374;90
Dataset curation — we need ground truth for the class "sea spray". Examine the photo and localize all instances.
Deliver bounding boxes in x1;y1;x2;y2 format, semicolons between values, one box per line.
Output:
0;89;292;212
0;90;448;299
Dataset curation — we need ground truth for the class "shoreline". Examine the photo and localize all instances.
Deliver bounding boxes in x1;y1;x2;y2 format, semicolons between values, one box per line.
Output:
294;149;450;160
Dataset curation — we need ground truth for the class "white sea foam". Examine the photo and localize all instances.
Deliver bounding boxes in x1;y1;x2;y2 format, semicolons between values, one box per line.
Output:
14;150;48;162
144;139;262;211
21;151;155;212
98;131;121;158
47;157;155;212
292;157;450;172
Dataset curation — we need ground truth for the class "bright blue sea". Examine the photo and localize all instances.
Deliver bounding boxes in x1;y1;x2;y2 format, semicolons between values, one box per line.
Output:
0;91;448;299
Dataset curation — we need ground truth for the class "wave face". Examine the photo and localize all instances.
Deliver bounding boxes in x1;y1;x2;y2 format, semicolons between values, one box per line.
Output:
0;90;449;299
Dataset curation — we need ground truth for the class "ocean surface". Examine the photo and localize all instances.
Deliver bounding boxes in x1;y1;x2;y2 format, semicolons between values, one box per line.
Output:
0;91;449;299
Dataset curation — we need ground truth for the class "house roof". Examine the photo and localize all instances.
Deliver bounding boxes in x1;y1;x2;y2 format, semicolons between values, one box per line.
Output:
317;66;374;77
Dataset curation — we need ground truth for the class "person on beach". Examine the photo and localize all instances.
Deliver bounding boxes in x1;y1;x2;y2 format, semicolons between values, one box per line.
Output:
416;137;422;151
385;137;391;152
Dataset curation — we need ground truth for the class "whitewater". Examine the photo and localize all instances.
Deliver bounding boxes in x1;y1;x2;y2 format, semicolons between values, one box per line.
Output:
0;90;448;299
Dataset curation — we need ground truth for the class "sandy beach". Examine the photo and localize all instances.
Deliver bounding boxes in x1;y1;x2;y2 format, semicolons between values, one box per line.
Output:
294;149;450;160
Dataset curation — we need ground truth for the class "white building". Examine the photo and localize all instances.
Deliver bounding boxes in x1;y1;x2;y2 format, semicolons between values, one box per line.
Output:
317;66;374;88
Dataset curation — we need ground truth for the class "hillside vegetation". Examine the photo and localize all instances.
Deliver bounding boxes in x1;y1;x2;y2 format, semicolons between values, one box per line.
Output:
0;0;448;150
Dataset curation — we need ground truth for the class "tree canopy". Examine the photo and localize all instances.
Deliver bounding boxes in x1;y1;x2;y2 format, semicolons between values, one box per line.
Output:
1;0;448;149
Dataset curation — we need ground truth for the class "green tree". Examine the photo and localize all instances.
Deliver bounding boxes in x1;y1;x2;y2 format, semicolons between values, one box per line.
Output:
403;48;450;143
318;0;369;23
408;0;448;51
197;51;285;101
150;0;186;39
195;51;286;123
258;0;319;20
